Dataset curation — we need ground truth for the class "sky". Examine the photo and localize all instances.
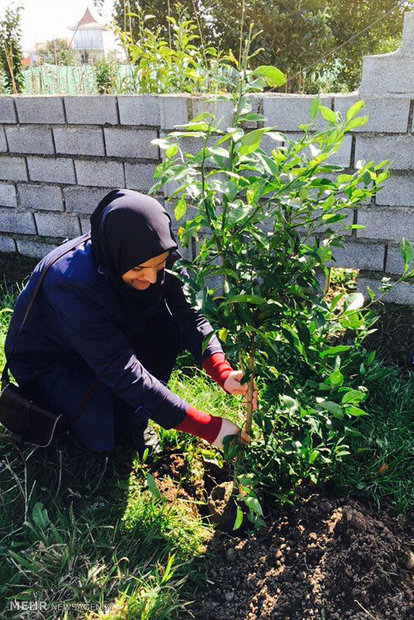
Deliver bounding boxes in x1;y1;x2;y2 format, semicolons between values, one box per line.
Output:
0;0;117;52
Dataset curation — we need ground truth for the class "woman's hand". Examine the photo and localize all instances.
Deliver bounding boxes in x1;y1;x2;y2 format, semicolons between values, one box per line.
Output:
223;370;258;410
212;418;252;449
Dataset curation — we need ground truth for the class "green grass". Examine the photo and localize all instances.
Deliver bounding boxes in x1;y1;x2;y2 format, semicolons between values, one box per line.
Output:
334;363;414;513
0;271;249;619
1;259;414;617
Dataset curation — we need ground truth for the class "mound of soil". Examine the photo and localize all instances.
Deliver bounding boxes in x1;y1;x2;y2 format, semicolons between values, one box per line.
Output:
193;492;414;619
148;451;414;618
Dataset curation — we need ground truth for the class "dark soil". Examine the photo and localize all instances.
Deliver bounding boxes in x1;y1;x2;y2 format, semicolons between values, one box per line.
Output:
365;302;414;367
149;451;414;620
0;251;37;289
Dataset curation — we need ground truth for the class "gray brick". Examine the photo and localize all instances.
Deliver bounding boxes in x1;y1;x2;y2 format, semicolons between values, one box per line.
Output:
330;135;352;167
64;96;118;125
104;128;158;159
385;244;414;275
158;131;208;162
53;127;105;156
0;235;16;253
357;206;414;243
118;95;160;126
262;94;332;131
0;126;6;152
34;212;80;238
359;54;414;97
124;162;157;192
16;239;57;258
334;95;411;133
79;216;91;234
376;172;414;207
27;157;76;184
6;126;54;155
0;156;28;182
329;241;385;271
0;183;16;207
0;208;35;234
18;184;63;211
64;186;113;214
358;275;414;305
400;11;414;52
75;160;124;188
159;95;190;130
0;97;17;123
192;97;233;131
15;97;65;124
355;135;414;171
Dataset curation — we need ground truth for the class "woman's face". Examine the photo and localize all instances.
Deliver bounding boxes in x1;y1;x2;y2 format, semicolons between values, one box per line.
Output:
121;251;169;291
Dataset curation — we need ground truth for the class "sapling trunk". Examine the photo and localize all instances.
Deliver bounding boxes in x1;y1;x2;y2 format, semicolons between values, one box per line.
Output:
244;338;256;435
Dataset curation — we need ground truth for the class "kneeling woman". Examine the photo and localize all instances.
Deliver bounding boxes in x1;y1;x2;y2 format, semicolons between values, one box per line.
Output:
5;189;252;453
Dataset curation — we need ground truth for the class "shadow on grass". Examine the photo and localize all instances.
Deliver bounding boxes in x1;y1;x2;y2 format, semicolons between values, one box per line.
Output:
0;435;206;619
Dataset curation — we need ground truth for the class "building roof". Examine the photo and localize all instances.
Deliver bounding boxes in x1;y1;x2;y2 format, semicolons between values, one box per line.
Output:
68;7;106;31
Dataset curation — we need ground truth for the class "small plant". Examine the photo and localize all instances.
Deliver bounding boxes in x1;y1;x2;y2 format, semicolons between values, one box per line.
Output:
0;3;24;94
113;2;234;94
150;26;414;516
95;58;118;94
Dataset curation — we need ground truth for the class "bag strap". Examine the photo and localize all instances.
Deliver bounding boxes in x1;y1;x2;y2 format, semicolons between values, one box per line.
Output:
1;233;91;390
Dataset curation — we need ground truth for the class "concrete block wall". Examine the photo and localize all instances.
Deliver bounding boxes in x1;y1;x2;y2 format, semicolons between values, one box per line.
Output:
1;13;414;302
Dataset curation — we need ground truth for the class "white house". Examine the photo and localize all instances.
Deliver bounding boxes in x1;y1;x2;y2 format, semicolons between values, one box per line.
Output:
68;7;106;63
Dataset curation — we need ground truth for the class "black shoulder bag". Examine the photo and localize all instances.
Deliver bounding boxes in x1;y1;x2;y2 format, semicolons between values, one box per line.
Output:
0;234;99;447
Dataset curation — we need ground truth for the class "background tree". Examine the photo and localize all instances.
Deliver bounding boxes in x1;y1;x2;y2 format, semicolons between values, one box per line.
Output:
36;38;77;66
106;0;414;92
0;3;24;94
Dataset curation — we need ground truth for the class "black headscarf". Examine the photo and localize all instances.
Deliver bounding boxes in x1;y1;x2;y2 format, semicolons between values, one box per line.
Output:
90;189;179;318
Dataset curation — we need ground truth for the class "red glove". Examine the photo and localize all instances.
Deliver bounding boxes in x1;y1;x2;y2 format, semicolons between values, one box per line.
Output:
202;352;233;390
175;405;222;444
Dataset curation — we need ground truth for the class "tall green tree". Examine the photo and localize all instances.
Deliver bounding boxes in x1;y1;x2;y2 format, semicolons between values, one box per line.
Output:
0;3;24;94
328;0;414;91
107;0;414;92
37;38;76;66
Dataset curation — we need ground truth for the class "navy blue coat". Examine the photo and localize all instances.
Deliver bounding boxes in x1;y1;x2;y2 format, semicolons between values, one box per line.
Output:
5;236;223;451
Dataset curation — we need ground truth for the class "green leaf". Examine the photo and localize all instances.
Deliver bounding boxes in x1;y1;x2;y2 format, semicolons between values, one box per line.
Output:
341;389;366;405
346;116;369;130
243;495;264;517
32;502;50;529
174;195;187;221
337;174;354;185
346;100;364;121
344;292;364;312
328;370;343;388
217;328;228;342
226;294;267;305
241;113;267;122
251;65;286;88
319;106;337;124
165;144;178;159
191;112;214;122
233;505;244;531
319;400;344;418
239;128;266;155
309;95;320;120
207;146;229;159
346;405;368;417
320;345;351;358
9;551;44;576
146;473;162;501
202;332;215;354
226;201;251;225
400;237;413;268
